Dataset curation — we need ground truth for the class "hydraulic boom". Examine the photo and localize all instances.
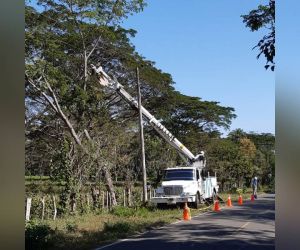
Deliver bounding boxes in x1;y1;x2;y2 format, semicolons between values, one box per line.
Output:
91;65;205;169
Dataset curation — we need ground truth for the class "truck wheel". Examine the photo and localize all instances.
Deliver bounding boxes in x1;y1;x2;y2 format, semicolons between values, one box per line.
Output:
193;193;201;209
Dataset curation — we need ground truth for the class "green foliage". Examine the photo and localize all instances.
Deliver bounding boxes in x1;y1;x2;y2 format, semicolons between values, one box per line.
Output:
111;206;154;218
25;176;50;181
65;221;78;233
236;188;243;195
241;0;275;71
229;186;237;194
25;221;54;249
103;222;134;239
207;129;274;190
111;206;136;217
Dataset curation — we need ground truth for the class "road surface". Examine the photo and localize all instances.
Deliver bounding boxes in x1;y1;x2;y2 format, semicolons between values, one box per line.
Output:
95;193;275;250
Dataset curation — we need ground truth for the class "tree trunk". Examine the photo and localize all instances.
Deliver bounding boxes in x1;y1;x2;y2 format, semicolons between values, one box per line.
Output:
27;75;119;208
86;193;90;209
91;186;100;209
53;195;57;220
102;191;104;209
128;187;132;207
103;165;117;206
41;197;45;220
123;189;126;206
70;192;76;212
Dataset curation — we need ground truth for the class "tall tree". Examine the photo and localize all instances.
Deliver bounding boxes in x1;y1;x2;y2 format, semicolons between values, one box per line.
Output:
25;0;146;206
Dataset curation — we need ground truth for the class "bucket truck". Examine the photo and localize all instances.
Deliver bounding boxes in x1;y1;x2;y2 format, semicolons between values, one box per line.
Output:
92;65;219;208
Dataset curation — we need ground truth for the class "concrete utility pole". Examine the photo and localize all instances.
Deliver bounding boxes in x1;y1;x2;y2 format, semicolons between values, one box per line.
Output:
136;67;147;203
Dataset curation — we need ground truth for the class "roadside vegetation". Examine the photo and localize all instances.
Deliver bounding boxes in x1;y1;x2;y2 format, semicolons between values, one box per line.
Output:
25;186;270;250
26;206;185;250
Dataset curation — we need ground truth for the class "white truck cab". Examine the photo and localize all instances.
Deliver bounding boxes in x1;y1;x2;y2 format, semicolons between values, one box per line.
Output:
151;167;219;208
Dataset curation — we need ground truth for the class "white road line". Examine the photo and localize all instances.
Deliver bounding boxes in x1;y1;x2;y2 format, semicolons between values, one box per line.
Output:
94;197;268;250
94;238;129;250
239;221;250;230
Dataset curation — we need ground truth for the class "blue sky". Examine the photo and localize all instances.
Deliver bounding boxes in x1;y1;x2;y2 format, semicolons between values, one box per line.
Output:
122;0;275;136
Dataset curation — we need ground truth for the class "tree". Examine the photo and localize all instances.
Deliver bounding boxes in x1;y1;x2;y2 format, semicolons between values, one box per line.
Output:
245;132;275;186
25;0;147;207
228;128;247;143
241;0;275;71
237;138;257;186
161;92;236;154
226;129;275;188
206;139;239;191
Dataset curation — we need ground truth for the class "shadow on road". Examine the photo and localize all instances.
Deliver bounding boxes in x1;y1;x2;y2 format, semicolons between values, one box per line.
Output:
95;195;275;250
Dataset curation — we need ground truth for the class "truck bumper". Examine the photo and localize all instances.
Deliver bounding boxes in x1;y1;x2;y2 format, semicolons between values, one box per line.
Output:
150;196;196;205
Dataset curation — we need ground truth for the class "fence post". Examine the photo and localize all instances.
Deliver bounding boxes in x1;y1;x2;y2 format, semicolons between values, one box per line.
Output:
109;193;112;210
123;189;126;207
102;191;104;209
128;188;132;207
108;192;111;210
47;199;49;220
41;197;45;220
25;197;32;221
86;193;90;209
106;191;109;210
53;195;57;220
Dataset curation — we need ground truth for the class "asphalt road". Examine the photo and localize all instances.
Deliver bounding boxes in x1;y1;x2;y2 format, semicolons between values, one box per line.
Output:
95;194;275;250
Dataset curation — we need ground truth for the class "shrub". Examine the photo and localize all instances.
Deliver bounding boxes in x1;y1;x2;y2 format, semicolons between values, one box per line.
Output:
230;187;237;194
236;188;243;195
134;207;151;217
65;221;78;233
25;221;54;249
111;206;135;217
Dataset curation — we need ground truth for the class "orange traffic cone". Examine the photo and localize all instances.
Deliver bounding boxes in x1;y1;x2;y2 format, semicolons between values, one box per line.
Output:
183;202;191;220
213;199;221;212
226;195;233;207
238;195;243;205
251;194;255;201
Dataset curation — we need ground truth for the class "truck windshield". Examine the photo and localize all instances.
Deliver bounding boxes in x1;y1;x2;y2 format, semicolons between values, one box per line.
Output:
163;169;194;181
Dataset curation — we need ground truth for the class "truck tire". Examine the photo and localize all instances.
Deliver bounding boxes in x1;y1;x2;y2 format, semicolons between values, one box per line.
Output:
192;193;201;209
212;188;217;203
157;203;167;209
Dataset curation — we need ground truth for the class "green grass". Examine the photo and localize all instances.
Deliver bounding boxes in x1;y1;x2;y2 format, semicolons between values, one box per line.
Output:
218;188;267;204
26;203;213;250
25;189;269;249
25;175;51;181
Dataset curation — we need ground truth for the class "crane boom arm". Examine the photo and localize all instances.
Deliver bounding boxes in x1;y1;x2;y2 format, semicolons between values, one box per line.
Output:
92;65;205;166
